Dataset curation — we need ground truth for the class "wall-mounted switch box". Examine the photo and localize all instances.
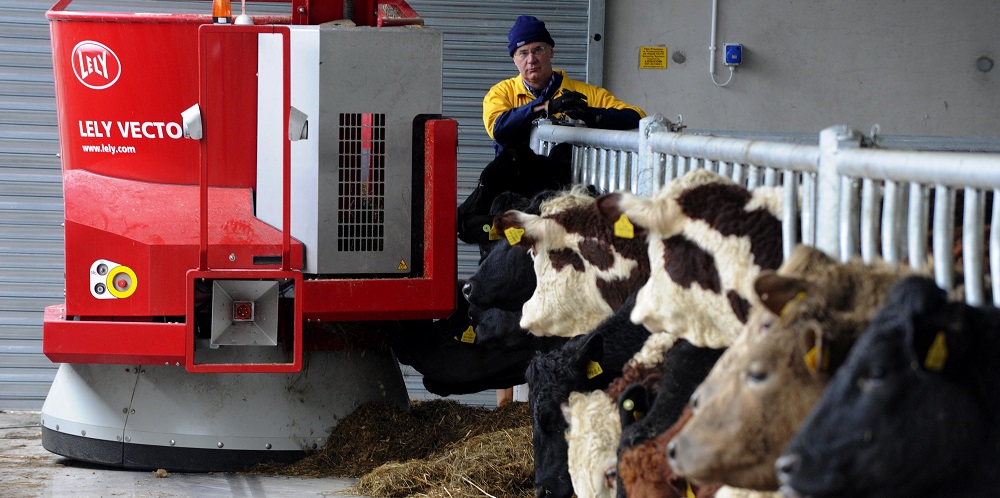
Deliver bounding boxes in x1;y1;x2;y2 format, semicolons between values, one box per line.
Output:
724;43;743;65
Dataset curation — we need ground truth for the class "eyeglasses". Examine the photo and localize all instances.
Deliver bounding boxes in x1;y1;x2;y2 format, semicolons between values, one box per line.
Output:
514;45;548;61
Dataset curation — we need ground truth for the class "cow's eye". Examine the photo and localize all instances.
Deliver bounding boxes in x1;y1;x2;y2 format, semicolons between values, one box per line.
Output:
857;365;886;393
745;362;769;384
527;248;536;259
865;366;886;380
689;391;701;414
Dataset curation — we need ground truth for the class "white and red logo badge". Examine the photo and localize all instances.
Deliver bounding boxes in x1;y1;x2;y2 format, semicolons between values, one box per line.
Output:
71;41;121;90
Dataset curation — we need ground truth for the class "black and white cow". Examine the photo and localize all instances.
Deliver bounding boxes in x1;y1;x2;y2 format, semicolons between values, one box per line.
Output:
527;293;651;498
777;275;1000;498
493;188;650;338
597;168;784;348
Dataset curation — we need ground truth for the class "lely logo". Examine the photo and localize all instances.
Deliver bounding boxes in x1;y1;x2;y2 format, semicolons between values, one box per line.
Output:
71;41;121;90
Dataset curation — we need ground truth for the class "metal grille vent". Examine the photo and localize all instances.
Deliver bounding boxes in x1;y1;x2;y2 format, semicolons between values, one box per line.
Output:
338;113;386;252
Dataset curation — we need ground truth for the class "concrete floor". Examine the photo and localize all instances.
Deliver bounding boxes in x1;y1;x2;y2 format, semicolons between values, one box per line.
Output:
0;410;367;498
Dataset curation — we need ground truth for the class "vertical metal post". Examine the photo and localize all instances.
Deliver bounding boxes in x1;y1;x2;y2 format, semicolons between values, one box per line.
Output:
816;125;861;258
637;115;667;197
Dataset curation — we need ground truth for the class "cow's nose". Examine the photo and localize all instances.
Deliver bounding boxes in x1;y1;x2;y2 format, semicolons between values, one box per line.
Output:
534;486;552;498
775;453;801;484
462;281;474;302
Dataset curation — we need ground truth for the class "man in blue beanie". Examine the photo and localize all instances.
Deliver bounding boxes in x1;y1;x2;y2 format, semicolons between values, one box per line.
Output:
483;15;646;155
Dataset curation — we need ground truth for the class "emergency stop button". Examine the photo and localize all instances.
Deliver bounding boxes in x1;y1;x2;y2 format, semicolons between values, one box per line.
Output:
89;259;138;299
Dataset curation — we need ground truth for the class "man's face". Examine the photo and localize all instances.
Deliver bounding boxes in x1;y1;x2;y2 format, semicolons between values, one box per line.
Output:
513;42;554;90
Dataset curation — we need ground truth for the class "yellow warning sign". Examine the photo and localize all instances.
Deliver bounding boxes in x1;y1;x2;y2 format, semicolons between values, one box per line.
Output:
397;260;408;271
640;46;667;69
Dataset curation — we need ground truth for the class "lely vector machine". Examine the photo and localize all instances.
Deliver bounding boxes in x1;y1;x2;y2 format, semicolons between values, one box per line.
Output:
41;0;457;470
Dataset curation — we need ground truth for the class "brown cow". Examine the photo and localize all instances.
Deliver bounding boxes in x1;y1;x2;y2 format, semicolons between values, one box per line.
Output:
667;244;918;490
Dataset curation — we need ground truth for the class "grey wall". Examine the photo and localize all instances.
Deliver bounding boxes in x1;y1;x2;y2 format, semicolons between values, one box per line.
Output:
603;0;999;137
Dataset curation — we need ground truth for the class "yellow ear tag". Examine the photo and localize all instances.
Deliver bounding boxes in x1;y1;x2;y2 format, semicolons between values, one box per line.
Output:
924;331;948;371
586;360;604;379
460;326;476;344
804;343;830;374
504;227;525;246
804;345;819;374
614;214;635;239
488;224;501;241
780;292;808;316
686;481;696;498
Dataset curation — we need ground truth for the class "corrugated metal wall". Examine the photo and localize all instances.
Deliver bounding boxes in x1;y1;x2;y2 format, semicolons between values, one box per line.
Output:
0;0;62;410
0;0;593;409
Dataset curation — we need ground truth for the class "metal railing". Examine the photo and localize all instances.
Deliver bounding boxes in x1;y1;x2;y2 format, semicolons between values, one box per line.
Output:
531;117;1000;306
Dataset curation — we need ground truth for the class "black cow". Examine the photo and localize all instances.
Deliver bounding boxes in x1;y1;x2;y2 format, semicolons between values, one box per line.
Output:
528;293;651;498
393;295;568;396
777;276;1000;498
457;143;572;250
463;240;536;312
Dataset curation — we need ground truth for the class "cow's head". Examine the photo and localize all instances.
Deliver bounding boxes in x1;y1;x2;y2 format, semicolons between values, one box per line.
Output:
494;189;648;337
667;245;911;490
565;390;619;498
596;169;783;349
777;275;986;498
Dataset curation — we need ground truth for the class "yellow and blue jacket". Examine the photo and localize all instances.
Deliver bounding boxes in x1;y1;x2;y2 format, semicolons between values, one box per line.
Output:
483;70;646;155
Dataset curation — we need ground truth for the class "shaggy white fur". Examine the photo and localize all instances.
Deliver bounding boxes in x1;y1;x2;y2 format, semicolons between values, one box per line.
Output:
565;390;620;498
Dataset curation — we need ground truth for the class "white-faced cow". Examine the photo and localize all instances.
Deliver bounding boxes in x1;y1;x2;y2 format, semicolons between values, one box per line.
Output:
493;188;651;338
777;275;1000;498
667;245;916;491
597;168;784;348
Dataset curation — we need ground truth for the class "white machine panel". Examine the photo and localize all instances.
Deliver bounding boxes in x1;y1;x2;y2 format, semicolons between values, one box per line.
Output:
257;26;443;275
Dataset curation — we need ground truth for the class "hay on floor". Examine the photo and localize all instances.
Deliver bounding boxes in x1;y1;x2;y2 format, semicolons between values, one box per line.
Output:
248;399;534;497
352;425;533;498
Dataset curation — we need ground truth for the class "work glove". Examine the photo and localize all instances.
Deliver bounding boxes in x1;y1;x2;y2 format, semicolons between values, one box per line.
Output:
565;106;601;128
548;90;588;118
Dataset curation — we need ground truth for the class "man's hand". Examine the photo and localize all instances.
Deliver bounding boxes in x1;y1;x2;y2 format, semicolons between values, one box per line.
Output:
548;90;587;117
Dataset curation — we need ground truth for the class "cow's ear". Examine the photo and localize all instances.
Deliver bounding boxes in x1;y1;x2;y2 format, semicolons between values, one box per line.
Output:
596;192;647;240
618;383;651;427
879;276;963;376
574;332;609;382
799;321;830;377
754;271;811;317
616;192;682;236
905;302;969;377
491;210;561;248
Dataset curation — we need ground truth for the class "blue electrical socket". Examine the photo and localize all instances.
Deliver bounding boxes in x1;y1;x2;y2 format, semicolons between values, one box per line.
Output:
724;43;743;66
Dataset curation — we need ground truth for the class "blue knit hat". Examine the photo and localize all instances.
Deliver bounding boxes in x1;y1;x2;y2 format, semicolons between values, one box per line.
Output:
507;15;555;56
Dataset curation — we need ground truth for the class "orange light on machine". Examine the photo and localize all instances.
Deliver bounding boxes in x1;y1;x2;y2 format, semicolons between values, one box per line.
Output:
212;0;232;24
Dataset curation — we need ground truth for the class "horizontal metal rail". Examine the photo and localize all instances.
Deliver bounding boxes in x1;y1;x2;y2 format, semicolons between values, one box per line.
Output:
529;117;1000;306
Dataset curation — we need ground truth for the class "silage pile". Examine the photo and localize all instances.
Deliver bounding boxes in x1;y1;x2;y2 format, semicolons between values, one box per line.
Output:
251;399;534;497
